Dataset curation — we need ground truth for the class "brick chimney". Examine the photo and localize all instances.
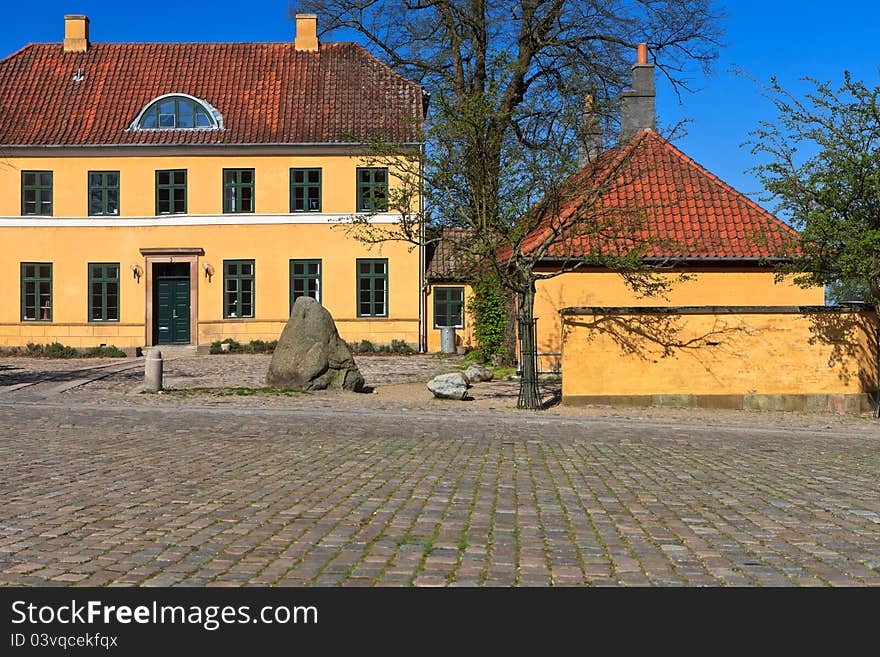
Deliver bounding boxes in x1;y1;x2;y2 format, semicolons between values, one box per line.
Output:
295;14;319;52
619;43;655;143
577;93;603;167
63;15;90;53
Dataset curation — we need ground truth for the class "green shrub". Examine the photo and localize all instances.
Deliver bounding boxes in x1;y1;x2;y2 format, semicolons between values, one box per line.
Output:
390;339;416;354
1;342;126;358
348;339;415;354
81;345;127;358
209;338;242;354
468;277;508;365
210;338;277;354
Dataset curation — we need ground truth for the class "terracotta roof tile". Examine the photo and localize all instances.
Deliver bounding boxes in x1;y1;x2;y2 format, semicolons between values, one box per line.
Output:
426;228;472;281
519;131;797;260
0;42;423;146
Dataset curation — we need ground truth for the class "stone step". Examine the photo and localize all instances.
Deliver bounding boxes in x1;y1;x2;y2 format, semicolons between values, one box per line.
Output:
147;345;198;358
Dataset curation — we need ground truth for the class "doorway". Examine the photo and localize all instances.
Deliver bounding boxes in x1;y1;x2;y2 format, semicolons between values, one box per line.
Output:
153;262;191;344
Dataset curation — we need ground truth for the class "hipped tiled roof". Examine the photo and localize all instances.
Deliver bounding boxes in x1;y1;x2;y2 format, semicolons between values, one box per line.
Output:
426;228;472;281
0;42;423;146
519;130;798;261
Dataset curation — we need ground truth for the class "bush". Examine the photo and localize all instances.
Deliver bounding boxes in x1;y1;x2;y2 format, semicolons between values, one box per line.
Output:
81;345;127;358
350;339;376;353
389;339;416;354
348;339;416;355
209;338;277;354
469;277;508;365
0;342;126;358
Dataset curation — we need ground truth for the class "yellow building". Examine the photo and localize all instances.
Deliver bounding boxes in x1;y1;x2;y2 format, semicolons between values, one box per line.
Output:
0;14;425;351
424;44;825;373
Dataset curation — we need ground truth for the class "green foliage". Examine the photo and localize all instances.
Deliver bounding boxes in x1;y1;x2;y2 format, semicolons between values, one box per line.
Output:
389;339;416;354
826;279;872;305
748;72;880;301
209;338;277;354
468;277;508;364
81;345;127;358
0;342;126;358
348;339;416;354
350;339;376;353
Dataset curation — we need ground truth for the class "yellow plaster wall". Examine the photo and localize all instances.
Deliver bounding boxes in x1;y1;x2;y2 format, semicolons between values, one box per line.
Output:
534;270;825;364
561;310;877;397
0;224;419;347
0;154;413;217
425;283;475;353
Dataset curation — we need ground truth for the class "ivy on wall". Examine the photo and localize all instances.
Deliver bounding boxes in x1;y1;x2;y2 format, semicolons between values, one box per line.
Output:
468;276;508;364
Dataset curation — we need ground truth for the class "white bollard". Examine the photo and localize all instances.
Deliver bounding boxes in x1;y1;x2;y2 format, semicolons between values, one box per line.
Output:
144;348;163;392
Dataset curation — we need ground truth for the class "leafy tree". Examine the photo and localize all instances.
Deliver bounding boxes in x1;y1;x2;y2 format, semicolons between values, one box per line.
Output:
748;73;880;302
294;0;723;408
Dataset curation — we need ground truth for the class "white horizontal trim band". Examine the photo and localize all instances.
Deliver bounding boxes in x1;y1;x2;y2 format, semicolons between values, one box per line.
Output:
0;213;401;227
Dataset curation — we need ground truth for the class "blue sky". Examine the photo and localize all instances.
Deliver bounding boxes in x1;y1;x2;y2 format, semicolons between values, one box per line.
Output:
2;1;877;212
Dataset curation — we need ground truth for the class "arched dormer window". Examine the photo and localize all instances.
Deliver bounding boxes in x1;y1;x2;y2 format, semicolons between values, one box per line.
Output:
131;94;222;130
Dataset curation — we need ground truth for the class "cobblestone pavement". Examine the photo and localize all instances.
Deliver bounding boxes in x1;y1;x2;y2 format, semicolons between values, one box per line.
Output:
1;384;878;586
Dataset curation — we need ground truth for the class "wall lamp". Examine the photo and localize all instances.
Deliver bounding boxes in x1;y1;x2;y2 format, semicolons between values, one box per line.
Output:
131;264;143;281
204;263;215;281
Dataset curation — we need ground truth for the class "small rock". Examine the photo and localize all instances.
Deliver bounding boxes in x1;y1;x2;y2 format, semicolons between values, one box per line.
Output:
464;365;493;382
427;372;470;400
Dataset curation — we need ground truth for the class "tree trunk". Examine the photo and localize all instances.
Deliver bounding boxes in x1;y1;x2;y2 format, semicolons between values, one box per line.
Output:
516;281;541;410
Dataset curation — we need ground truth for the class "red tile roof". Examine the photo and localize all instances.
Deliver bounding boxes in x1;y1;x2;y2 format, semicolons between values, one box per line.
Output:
520;130;797;261
0;42;423;146
426;228;473;281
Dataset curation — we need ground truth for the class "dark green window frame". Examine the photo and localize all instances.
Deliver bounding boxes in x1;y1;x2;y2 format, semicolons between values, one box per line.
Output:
156;169;187;215
88;171;120;216
356;258;388;318
21;262;52;322
88;263;120;323
223;260;255;319
433;286;465;329
138;95;216;130
356;167;388;213
290;168;322;213
21;171;53;216
290;259;322;312
223;168;255;214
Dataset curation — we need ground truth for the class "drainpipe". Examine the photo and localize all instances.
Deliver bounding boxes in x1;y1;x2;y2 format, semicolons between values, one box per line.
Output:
418;142;427;353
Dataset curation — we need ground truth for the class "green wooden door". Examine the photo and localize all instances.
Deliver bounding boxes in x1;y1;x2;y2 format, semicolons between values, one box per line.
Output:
155;275;190;344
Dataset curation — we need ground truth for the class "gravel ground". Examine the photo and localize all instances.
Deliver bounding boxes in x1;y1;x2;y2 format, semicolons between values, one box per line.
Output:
1;352;874;433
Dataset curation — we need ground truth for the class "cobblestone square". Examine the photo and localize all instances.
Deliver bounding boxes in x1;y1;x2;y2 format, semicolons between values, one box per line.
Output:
0;354;878;586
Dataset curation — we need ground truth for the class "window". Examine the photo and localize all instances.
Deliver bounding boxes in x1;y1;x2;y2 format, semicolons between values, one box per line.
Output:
434;286;464;328
22;171;53;216
21;263;52;321
223;169;255;213
88;263;120;322
357;259;388;317
224;260;255;318
156;170;187;215
88;171;120;216
135;95;219;130
290;259;321;311
356;167;388;212
290;168;322;212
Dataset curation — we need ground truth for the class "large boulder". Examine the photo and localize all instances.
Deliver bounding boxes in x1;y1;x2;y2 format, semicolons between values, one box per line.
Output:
464;365;493;382
427;372;470;400
267;297;364;391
